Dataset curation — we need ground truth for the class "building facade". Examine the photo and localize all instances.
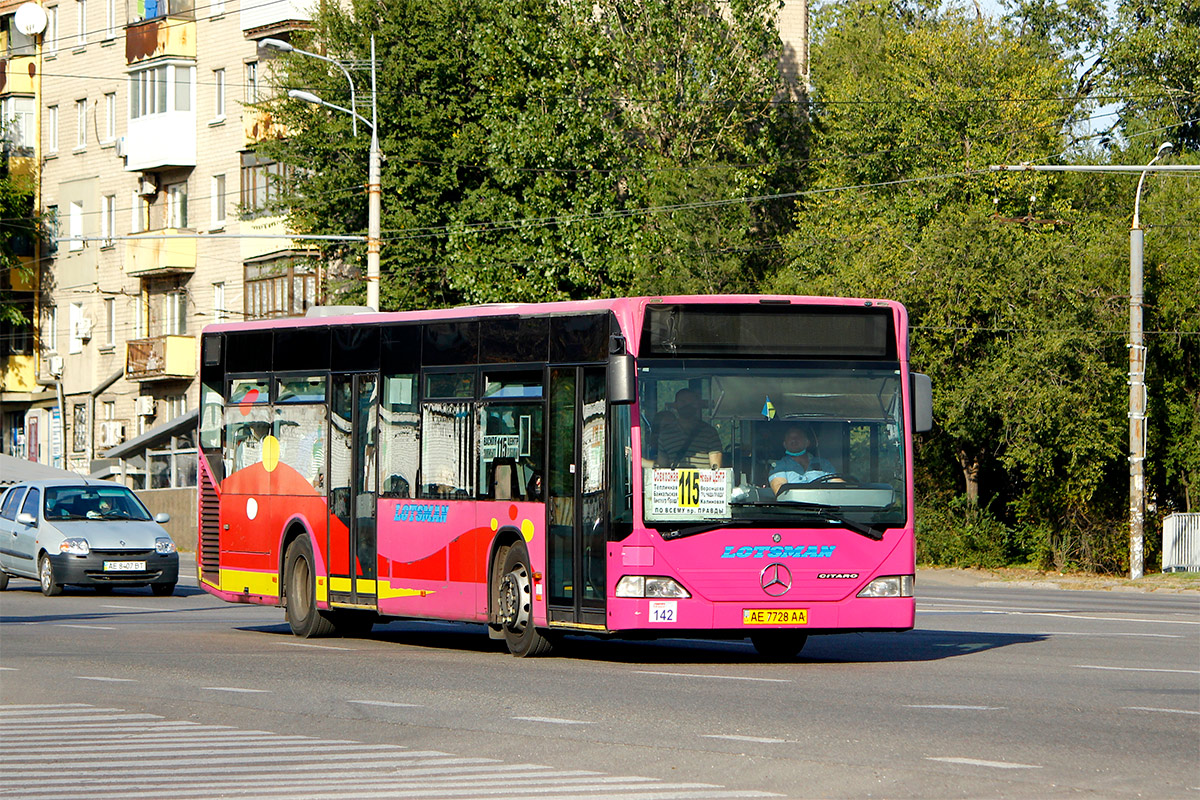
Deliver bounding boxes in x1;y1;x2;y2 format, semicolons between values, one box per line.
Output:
0;0;317;491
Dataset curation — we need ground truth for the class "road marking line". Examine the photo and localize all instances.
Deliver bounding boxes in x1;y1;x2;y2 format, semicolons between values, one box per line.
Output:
100;604;157;610
928;757;1042;769
635;670;791;683
513;716;594;725
348;700;424;708
1037;631;1181;638
1075;665;1200;675
201;687;271;693
75;676;137;682
702;734;790;744
1123;706;1200;715
0;706;126;716
906;705;1004;711
0;666;17;670
57;624;117;630
275;641;355;651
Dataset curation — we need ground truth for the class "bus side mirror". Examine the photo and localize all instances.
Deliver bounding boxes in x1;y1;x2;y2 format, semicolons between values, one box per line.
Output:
608;354;636;405
911;372;932;433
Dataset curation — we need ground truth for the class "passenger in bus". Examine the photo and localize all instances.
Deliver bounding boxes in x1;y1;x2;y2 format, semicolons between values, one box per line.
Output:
652;389;723;470
769;424;836;493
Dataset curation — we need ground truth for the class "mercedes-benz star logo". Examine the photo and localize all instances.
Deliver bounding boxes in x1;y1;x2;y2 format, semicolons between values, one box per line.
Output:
760;563;792;597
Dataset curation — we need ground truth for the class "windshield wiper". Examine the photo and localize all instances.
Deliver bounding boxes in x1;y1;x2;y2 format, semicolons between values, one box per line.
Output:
661;518;754;541
729;500;888;541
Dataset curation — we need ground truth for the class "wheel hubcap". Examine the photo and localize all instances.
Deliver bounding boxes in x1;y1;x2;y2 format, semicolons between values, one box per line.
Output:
498;566;530;633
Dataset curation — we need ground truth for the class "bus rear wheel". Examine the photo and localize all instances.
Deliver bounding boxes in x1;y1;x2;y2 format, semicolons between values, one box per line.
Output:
750;633;808;660
496;544;552;657
285;537;336;638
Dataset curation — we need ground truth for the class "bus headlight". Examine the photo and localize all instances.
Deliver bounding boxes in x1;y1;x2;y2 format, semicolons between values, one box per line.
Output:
857;575;913;598
615;575;691;599
59;538;90;555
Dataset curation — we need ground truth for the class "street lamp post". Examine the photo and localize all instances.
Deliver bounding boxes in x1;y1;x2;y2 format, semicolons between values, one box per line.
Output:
1128;141;1173;580
263;37;381;311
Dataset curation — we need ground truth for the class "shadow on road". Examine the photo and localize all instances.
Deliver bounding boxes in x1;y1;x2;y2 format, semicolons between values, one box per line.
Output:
236;619;1046;664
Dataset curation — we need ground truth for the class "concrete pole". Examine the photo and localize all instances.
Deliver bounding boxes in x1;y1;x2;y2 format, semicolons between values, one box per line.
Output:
365;36;380;312
1128;142;1172;580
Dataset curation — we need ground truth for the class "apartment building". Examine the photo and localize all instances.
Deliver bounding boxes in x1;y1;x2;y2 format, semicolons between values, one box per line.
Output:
0;0;319;494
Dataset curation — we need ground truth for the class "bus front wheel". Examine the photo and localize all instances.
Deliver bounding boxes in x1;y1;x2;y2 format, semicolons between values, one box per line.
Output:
285;537;336;638
496;544;552;657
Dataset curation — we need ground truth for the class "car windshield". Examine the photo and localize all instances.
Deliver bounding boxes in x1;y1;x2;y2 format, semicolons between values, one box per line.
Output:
638;362;907;533
44;486;153;521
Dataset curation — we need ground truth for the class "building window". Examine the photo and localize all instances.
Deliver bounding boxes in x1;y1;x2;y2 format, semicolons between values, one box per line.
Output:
69;302;85;354
76;0;86;47
239;152;290;218
46;6;58;56
212;68;225;119
104;92;116;141
245;258;317;319
104;0;115;37
132;295;145;339
148;432;197;489
212;282;226;322
103;401;115;421
165;181;188;228
130;63;193;119
45;306;58;353
73;403;87;452
101;194;116;246
210;174;226;227
75;98;87;148
68;201;84;251
163;290;187;335
48;105;59;152
104;297;116;347
1;96;36;152
244;61;259;104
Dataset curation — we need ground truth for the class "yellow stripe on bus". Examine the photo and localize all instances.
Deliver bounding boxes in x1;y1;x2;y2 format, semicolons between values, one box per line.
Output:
218;568;279;599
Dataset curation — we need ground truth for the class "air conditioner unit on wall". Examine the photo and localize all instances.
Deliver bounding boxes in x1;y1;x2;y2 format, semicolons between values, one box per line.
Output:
72;318;93;341
98;422;125;448
138;177;157;196
47;355;63;377
115;136;126;158
135;396;156;417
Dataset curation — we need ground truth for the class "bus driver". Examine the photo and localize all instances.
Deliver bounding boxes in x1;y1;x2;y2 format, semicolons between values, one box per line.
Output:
769;424;836;494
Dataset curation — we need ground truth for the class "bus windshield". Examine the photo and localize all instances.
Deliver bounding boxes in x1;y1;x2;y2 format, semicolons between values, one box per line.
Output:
639;362;907;533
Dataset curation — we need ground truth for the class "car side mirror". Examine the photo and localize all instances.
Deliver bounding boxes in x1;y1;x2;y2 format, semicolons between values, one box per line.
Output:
155;512;171;523
16;512;36;526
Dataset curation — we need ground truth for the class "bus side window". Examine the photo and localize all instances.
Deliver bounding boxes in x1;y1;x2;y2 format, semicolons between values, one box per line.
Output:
420;401;474;499
380;374;419;499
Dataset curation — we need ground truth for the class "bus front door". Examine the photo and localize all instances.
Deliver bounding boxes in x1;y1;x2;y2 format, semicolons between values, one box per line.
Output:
328;373;379;606
547;367;607;629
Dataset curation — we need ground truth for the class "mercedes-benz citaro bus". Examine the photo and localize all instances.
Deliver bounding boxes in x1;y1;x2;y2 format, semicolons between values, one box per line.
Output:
197;296;932;657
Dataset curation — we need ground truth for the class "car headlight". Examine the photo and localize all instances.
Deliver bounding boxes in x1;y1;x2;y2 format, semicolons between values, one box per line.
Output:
60;537;90;555
857;575;914;598
615;575;691;599
155;537;177;554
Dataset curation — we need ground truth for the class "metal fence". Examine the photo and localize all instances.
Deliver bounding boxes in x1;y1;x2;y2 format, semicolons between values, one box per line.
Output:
1162;513;1200;572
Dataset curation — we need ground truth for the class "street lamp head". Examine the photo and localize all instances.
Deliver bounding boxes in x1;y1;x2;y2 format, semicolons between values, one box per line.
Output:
288;89;324;105
1156;142;1174;158
258;37;293;53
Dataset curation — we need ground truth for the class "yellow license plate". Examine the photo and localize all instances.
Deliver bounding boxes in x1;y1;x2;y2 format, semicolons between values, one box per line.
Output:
743;608;808;625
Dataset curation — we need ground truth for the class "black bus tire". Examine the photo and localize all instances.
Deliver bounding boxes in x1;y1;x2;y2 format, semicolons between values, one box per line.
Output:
284;537;336;638
496;543;552;657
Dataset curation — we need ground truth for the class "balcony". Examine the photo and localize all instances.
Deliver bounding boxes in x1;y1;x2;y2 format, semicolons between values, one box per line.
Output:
243;108;287;146
241;0;312;35
126;335;196;381
126;5;195;64
1;355;36;393
124;229;197;277
0;56;37;95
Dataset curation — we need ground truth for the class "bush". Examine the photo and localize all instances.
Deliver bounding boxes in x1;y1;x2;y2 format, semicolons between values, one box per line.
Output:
916;496;1014;569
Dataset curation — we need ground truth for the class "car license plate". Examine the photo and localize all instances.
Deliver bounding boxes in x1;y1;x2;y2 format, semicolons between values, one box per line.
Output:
103;561;145;572
743;608;808;625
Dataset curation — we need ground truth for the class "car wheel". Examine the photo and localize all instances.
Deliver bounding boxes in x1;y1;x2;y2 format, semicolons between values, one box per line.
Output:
0;570;9;591
39;554;63;597
495;543;552;657
151;582;176;597
284;537;336;638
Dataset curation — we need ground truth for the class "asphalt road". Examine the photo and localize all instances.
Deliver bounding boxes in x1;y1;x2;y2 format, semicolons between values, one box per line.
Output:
1;561;1197;799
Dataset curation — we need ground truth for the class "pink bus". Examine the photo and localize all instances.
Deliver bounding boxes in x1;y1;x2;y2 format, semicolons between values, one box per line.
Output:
197;296;931;657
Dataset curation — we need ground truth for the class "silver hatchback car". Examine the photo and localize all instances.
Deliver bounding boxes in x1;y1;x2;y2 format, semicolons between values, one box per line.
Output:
0;479;179;596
